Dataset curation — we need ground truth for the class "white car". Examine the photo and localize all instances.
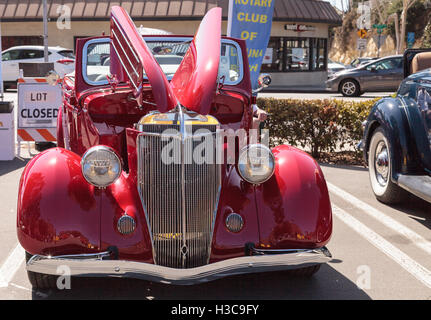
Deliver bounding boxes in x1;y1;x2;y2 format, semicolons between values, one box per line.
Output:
328;59;346;78
1;45;75;88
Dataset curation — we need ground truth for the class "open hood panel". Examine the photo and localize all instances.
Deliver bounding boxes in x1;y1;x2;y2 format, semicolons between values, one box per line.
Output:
110;6;176;112
110;6;222;115
170;8;222;115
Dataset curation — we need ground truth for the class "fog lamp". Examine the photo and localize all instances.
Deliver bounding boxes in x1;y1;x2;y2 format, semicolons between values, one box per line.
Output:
81;146;122;187
117;214;136;235
237;144;275;184
225;213;244;233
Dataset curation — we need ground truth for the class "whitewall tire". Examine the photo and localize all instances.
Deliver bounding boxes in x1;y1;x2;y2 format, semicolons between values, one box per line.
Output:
368;127;407;204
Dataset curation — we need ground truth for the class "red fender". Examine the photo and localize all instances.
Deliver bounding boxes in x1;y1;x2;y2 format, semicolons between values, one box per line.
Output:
17;147;154;262
98;174;154;263
210;165;260;263
255;145;332;249
17;148;100;256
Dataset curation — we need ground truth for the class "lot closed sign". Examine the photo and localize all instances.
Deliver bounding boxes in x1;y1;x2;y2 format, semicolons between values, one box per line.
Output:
18;82;61;128
227;0;274;90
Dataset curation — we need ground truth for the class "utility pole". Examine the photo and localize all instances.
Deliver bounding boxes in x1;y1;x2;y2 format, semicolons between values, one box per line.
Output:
43;0;48;62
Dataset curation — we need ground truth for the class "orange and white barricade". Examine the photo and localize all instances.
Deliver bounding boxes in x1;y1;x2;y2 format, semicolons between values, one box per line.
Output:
17;77;61;156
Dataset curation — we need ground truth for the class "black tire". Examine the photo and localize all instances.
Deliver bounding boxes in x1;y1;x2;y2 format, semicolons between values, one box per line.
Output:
26;252;58;289
340;79;360;97
368;127;408;204
287;264;321;277
35;142;56;152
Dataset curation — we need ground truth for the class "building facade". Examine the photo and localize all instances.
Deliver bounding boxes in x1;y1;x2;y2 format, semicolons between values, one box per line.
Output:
0;0;341;88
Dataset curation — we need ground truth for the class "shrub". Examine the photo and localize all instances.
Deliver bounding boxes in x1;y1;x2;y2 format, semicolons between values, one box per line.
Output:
257;97;380;161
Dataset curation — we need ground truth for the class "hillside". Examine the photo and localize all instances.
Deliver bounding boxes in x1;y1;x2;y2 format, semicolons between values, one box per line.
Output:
329;0;431;64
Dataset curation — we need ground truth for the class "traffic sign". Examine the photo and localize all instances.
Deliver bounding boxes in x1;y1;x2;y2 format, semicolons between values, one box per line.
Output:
357;38;367;51
373;24;387;34
407;32;415;48
357;29;368;38
18;80;61;129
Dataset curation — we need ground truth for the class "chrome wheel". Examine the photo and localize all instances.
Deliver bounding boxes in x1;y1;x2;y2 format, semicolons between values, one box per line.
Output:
374;141;389;186
341;81;356;96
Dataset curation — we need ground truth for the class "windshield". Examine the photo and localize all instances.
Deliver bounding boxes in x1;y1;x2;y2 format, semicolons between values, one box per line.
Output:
84;38;242;85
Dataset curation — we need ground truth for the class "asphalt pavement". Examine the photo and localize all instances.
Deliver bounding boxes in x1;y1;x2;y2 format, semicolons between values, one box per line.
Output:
0;91;430;300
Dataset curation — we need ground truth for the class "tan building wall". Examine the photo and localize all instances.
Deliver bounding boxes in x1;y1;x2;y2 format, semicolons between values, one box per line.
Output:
1;20;329;49
1;19;330;88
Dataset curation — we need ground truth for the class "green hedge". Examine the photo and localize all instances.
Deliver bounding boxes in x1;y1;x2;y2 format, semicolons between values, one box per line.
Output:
257;97;380;161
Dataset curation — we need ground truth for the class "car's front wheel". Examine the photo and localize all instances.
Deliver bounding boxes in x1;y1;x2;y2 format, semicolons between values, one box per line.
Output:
368;127;407;204
340;79;360;97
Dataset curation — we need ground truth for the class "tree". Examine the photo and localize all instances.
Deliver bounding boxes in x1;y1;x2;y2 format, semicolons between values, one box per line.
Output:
398;0;418;52
371;0;418;54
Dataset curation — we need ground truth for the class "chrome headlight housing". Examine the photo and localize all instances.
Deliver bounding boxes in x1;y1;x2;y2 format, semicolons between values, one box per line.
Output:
81;146;122;187
237;144;275;184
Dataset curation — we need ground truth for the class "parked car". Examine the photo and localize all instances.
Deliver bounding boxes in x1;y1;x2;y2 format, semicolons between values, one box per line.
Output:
360;49;431;204
327;58;346;78
348;57;377;69
1;45;75;88
326;55;403;97
18;6;333;288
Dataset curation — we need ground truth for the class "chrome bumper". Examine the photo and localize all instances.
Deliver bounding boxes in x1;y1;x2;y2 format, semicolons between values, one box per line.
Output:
27;247;332;285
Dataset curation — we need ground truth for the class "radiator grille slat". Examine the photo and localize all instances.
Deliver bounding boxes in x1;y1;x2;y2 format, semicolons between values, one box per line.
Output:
137;124;220;268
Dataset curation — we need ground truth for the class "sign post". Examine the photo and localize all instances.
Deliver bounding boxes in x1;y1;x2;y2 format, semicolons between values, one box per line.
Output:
372;24;387;57
227;0;275;90
43;0;49;62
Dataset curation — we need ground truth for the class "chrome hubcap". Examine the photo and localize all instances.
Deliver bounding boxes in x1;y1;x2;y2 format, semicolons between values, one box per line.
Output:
342;82;356;95
374;141;389;186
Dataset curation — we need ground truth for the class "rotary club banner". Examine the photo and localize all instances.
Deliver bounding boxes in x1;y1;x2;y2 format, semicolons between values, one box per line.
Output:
227;0;275;90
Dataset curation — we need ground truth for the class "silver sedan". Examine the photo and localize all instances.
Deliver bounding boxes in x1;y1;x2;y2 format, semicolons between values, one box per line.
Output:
326;55;403;97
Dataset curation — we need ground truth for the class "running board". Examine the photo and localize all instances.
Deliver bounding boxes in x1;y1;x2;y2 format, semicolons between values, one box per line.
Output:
397;174;431;203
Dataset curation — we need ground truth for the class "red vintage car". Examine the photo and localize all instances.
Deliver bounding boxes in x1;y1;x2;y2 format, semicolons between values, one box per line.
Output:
18;6;332;289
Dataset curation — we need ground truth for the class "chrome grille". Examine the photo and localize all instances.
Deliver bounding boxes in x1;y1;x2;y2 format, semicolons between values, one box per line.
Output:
137;123;220;268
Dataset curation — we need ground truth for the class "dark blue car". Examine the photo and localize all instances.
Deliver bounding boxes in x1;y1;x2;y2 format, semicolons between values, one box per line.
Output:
361;49;431;204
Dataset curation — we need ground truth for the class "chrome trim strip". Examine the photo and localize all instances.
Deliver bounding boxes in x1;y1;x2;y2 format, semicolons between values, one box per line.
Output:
112;15;140;64
111;42;139;92
111;29;140;78
207;185;221;264
27;247;332;285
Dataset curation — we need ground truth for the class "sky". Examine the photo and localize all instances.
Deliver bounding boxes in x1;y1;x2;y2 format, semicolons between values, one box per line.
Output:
323;0;350;12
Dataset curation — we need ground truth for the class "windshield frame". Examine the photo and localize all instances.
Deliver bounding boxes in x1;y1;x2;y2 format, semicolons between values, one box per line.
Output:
82;36;244;87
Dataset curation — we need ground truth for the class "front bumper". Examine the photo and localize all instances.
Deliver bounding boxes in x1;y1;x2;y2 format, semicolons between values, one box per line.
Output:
27;247;332;285
325;79;339;92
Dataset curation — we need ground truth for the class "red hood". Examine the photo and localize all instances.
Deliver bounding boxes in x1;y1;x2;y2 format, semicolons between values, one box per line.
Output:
170;8;221;114
110;6;221;115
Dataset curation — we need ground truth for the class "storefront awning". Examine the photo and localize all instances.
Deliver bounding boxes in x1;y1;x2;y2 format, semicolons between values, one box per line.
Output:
0;0;342;25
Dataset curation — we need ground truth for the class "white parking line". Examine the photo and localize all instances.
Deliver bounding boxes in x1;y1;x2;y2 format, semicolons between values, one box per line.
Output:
0;244;25;288
333;205;431;289
328;182;431;255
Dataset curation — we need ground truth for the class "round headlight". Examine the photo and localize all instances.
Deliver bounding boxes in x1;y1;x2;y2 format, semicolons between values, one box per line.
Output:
81;146;122;187
237;144;275;184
